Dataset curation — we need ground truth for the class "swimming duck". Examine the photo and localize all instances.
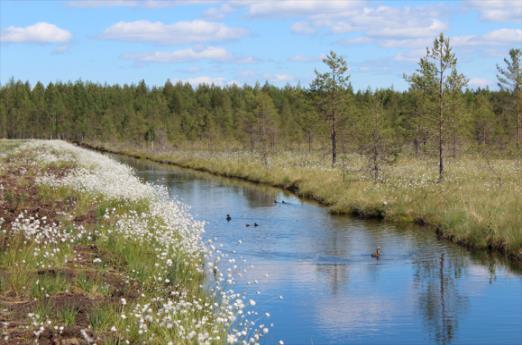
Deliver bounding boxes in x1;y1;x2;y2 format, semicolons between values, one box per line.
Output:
371;247;381;258
226;214;232;222
245;223;251;227
253;223;259;227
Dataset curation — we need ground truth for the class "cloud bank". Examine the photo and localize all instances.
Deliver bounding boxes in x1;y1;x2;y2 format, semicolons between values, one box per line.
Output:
1;22;71;43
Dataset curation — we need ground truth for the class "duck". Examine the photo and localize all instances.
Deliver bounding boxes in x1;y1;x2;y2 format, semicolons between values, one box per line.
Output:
371;247;382;258
245;223;251;227
253;222;259;227
281;200;287;204
226;214;232;222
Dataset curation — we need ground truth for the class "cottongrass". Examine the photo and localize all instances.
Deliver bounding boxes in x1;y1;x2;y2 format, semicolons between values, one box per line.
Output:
2;140;273;344
89;141;522;257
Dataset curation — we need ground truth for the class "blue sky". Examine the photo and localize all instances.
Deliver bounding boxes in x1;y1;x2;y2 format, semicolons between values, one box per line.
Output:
1;0;521;90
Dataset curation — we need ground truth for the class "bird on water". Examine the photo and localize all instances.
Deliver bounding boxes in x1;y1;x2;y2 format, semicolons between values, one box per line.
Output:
371;247;381;258
226;214;231;222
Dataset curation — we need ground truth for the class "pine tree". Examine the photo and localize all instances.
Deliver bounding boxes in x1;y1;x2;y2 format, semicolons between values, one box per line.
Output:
497;48;522;149
310;51;350;167
406;33;466;181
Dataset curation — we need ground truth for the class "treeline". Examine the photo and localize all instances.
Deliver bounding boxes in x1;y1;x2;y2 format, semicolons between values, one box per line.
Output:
0;40;520;166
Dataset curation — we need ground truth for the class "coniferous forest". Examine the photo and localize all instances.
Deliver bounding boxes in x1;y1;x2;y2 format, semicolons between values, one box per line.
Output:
2;46;521;161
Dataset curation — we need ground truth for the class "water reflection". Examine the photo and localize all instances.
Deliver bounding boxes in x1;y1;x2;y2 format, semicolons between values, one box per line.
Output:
243;188;278;208
112;154;522;345
414;253;468;345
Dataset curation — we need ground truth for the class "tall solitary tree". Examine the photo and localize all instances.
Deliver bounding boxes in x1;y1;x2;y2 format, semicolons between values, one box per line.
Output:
496;48;522;149
406;33;466;181
310;51;350;167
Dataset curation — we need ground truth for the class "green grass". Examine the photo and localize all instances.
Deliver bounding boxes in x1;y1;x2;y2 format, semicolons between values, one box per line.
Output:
85;141;522;260
0;139;232;344
89;304;119;333
75;272;111;297
58;306;77;326
31;274;70;299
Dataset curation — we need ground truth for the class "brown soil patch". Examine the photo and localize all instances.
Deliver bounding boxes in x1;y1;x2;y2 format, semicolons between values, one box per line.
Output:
0;168;63;230
0;293;95;345
0;151;139;345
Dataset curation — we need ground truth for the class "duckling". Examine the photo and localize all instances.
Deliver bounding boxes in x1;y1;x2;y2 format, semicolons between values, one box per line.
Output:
253;222;259;227
226;214;231;222
245;223;251;227
281;200;287;204
274;200;279;204
371;247;382;258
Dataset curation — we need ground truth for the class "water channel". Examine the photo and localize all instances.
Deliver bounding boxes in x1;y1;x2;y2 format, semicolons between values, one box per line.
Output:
113;154;522;345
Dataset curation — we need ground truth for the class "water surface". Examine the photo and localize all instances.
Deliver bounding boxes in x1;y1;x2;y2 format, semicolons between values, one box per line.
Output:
114;155;522;345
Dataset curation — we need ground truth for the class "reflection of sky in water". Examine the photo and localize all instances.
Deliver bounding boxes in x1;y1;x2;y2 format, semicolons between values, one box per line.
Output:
115;155;522;345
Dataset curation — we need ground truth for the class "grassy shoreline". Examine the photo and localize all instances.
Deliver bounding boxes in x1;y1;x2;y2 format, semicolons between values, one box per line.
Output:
0;140;267;344
80;141;522;262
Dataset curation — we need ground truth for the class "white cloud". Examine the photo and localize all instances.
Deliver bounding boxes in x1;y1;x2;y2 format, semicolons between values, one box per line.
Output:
306;6;448;38
368;18;446;38
379;38;432;49
394;49;427;62
291;21;316;34
124;46;231;63
68;0;141;7
236;56;257;64
67;0;209;8
202;0;363;20
348;28;522;51
273;73;294;82
468;78;492;88
204;3;234;19
184;76;225;86
452;29;522;47
102;20;246;44
246;0;363;17
467;0;522;22
288;54;322;62
1;22;71;43
387;28;521;63
281;3;451;40
338;36;373;45
123;47;257;64
483;28;522;43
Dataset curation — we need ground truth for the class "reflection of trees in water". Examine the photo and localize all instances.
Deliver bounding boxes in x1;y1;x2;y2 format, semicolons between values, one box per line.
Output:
414;253;468;345
316;262;349;295
315;217;352;295
242;188;277;208
123;154;282;206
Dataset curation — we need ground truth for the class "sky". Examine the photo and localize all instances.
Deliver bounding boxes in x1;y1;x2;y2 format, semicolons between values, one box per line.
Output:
0;0;521;90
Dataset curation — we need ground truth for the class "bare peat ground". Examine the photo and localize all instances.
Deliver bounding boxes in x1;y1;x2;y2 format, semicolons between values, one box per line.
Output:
0;147;138;344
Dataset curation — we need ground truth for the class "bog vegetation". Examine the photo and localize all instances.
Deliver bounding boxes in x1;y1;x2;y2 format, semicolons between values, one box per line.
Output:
0;34;521;258
0;140;272;344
